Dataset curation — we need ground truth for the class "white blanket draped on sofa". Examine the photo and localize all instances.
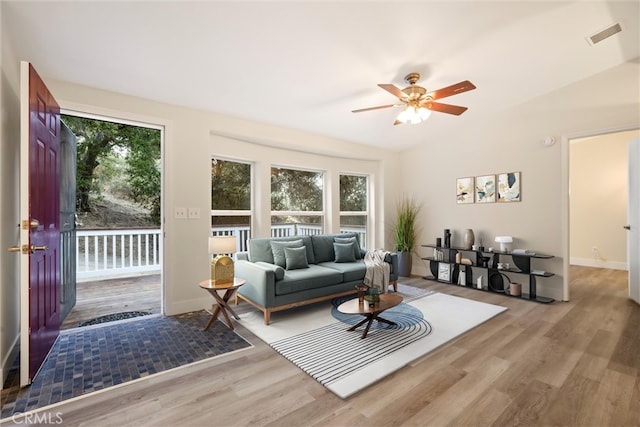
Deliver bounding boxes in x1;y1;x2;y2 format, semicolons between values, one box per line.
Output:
363;249;391;293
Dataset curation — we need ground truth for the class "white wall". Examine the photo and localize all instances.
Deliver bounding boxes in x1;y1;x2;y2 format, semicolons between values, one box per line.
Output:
44;78;400;317
570;130;639;270
399;61;640;302
0;3;22;387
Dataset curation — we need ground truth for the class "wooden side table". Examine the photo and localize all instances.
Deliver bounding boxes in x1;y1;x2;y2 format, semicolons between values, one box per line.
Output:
199;277;246;330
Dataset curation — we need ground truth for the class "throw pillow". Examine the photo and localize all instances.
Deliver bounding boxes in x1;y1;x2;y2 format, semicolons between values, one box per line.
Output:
334;236;361;259
334;242;356;263
284;246;309;270
270;239;304;268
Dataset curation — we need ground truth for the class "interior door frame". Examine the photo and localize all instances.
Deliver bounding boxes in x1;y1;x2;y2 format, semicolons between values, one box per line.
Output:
59;103;167;317
561;124;640;302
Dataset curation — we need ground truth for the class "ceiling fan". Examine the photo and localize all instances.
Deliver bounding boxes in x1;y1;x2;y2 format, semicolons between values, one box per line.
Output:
352;73;476;125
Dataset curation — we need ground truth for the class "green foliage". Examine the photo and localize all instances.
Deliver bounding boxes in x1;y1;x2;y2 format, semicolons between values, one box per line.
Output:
62;115;161;225
340;175;367;211
394;195;422;252
271;167;323;211
211;159;251;210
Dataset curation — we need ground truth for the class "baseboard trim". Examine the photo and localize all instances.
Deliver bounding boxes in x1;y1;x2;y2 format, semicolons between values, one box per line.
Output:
1;333;20;390
570;257;628;271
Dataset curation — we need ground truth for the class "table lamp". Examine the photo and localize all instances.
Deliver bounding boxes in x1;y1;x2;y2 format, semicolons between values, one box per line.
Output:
494;236;513;252
208;235;237;285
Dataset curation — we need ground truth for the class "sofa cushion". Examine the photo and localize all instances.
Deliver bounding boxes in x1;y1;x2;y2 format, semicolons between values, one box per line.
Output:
311;233;360;263
334;242;356;263
318;260;366;283
248;236;316;264
276;265;344;296
284;246;309;270
271;239;303;267
334;236;362;259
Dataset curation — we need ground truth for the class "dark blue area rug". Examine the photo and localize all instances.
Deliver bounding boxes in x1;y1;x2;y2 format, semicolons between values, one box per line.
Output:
1;311;252;419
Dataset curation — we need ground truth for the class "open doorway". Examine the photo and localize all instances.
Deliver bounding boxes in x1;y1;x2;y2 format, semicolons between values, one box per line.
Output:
567;128;639;299
59;113;163;329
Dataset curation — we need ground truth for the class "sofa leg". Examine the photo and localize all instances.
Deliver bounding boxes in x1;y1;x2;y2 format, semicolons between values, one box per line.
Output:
392;280;398;292
263;310;271;325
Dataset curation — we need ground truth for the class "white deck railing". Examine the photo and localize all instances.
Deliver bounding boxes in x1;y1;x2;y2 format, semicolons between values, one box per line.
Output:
76;225;366;280
76;229;161;280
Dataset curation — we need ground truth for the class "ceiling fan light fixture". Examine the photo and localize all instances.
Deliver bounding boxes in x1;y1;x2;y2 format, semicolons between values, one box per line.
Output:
396;104;430;124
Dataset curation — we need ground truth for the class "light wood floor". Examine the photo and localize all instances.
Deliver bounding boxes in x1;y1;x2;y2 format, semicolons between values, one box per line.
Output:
9;266;639;426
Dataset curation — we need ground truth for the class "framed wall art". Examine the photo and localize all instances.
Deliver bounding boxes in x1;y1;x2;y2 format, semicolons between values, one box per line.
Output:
456;177;474;204
475;174;496;203
497;171;521;202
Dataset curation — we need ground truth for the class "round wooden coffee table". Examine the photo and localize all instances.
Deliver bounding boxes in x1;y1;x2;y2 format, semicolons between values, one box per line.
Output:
337;293;403;339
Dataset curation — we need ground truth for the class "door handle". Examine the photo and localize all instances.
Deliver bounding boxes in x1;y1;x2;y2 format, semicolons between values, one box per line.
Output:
7;244;48;254
22;219;40;230
623;225;631;230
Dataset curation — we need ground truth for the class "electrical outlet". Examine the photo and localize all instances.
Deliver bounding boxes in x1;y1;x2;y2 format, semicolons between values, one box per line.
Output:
187;208;200;219
174;207;187;219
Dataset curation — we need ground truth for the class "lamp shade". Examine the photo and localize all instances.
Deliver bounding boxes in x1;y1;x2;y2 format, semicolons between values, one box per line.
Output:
208;236;236;254
494;236;513;252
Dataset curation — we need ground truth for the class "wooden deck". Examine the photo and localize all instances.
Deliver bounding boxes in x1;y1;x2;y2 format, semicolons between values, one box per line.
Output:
60;274;161;330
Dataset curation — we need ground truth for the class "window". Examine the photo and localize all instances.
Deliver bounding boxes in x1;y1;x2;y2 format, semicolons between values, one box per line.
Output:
340;174;368;247
211;158;252;251
271;167;324;237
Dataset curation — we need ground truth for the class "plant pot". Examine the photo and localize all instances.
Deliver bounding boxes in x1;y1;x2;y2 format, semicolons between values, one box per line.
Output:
397;251;412;277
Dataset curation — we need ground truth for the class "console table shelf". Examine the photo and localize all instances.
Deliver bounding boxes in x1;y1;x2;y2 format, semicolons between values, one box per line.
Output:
421;244;555;303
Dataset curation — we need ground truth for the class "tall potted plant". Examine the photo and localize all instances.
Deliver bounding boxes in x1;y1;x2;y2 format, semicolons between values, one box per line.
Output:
394;195;421;277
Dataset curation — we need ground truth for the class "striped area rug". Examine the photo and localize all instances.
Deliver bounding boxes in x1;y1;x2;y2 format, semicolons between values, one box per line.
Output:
240;284;507;398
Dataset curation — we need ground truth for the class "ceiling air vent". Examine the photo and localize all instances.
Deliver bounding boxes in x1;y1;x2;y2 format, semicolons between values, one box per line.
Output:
587;23;622;46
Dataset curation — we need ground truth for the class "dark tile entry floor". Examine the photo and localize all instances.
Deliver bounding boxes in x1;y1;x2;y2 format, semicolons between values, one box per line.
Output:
1;311;252;419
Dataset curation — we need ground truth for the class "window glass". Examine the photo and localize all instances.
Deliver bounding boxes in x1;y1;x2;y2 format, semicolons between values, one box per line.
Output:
271;167;324;237
340;174;368;247
211;158;251;251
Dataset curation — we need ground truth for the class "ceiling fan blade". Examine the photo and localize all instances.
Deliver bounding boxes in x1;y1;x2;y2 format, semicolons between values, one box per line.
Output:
352;104;396;113
427;80;476;101
425;101;469;116
378;83;406;99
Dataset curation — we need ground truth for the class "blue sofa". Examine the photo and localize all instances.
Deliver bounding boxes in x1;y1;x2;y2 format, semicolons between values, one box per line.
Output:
235;232;398;324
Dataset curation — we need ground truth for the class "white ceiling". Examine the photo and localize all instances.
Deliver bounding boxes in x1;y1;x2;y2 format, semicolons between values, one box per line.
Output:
3;1;639;150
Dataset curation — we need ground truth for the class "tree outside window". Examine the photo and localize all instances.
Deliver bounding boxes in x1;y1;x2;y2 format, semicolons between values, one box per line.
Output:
271;167;324;236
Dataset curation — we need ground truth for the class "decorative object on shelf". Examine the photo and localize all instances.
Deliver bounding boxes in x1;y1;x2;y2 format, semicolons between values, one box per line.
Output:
495;236;513;252
455;252;462;264
436;237;442;247
463;229;475;249
438;262;453;282
488;272;510;293
476;276;483;290
481;256;491;268
394;195;422;277
443;229;451;248
456;177;475;204
509;282;522;296
208;235;237;285
475;175;496;203
497;172;521;202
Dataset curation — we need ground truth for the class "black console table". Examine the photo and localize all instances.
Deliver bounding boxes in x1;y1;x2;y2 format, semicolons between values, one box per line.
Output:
421;244;555;303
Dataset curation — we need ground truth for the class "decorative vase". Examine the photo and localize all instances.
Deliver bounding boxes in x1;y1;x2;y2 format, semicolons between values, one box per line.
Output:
463;229;475;250
397;251;412;277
